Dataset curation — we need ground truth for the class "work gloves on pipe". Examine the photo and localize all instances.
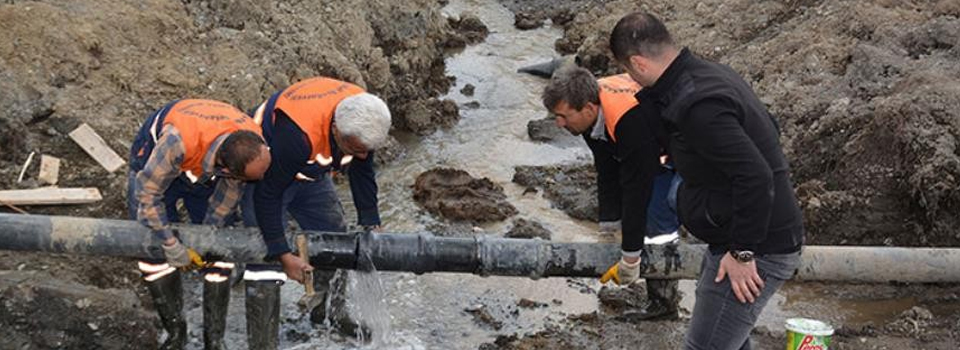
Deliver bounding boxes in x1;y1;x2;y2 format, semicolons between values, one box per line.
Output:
600;256;641;285
161;236;204;269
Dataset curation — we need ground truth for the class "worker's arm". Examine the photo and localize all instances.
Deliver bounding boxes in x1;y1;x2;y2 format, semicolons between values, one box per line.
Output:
615;108;662;256
135;126;186;241
253;111;310;259
583;135;622;225
346;151;381;228
202;177;244;227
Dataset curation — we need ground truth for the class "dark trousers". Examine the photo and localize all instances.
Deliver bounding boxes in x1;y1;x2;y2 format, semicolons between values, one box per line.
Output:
684;250;800;350
241;174;346;278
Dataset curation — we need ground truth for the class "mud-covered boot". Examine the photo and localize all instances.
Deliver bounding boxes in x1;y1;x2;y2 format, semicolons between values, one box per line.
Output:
245;279;282;350
145;269;187;350
202;268;232;350
620;279;679;322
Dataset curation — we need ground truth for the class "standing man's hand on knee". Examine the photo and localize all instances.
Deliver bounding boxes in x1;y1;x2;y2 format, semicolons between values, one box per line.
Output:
280;252;314;283
715;252;764;303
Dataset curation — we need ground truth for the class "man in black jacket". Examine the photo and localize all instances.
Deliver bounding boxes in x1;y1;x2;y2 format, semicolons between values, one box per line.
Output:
542;67;681;320
610;12;804;349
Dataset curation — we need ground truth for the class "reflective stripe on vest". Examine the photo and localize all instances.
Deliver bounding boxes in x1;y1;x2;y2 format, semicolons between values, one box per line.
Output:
271;77;364;165
162;99;262;181
597;74;642;143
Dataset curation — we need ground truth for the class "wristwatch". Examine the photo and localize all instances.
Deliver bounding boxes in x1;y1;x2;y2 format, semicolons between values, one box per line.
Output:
729;249;755;263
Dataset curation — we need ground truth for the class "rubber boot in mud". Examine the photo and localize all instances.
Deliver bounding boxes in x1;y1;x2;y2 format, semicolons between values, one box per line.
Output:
245;280;282;350
145;270;187;350
202;273;231;350
619;279;679;322
309;270;371;340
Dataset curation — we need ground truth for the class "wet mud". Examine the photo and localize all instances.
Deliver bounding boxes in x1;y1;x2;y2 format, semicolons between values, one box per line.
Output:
513;164;598;221
413;168;518;223
504;218;552;240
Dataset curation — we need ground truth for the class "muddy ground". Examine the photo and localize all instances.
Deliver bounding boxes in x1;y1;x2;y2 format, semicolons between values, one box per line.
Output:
1;0;959;348
488;0;960;348
0;0;468;347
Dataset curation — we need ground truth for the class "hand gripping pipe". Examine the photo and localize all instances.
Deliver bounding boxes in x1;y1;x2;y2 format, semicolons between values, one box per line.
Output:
1;213;960;283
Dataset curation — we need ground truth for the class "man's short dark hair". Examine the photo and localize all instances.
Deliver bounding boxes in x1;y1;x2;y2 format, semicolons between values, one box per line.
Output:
609;12;675;63
542;66;600;111
217;130;265;177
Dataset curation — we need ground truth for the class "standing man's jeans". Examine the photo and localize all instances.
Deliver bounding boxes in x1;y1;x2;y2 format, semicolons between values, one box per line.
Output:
684;250;801;350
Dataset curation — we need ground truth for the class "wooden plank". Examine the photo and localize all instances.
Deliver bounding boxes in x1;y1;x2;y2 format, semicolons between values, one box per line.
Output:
38;155;61;185
68;123;125;172
0;187;102;206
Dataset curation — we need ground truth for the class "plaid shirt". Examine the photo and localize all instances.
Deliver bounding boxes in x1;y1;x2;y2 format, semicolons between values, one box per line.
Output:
135;125;244;239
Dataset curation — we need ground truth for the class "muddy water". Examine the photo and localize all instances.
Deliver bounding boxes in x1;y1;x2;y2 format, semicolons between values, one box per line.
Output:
182;0;928;348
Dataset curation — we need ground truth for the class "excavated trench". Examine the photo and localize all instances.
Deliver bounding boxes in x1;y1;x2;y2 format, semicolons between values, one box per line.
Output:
1;0;960;349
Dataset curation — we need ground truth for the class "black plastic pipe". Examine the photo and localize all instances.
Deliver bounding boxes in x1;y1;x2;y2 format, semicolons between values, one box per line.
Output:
2;213;960;282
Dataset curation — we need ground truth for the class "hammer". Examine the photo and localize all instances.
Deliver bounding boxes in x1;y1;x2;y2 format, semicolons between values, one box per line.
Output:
295;234;322;311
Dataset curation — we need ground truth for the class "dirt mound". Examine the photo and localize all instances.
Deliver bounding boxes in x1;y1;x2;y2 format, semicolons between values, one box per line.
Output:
0;271;156;349
513;164;598;221
413;168;518;222
505;218;552;240
0;0;461;218
0;0;462;347
550;0;960;247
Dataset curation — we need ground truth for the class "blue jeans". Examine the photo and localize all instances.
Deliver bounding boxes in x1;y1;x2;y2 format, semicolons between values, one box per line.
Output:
240;174;346;233
684;251;801;349
647;171;682;237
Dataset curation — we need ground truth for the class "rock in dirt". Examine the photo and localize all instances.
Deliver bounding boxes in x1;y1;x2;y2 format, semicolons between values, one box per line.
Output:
513;164;597;221
460;83;476;96
527;117;580;146
402;98;460;135
0;271;156;349
446;12;489;49
514;11;544;30
413;168;518;222
505;218;552;240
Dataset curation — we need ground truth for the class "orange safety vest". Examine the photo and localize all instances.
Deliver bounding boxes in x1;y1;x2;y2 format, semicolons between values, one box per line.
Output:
597;74;642;143
270;77;364;166
162;99;261;180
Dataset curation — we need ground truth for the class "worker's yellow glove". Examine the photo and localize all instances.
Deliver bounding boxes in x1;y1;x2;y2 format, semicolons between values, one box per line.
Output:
187;248;205;268
599;257;641;285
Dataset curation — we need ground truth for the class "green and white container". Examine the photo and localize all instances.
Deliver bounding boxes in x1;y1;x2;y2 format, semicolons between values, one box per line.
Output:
785;318;834;350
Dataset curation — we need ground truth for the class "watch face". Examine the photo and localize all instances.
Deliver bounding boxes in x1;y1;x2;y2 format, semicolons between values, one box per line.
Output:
733;250;754;262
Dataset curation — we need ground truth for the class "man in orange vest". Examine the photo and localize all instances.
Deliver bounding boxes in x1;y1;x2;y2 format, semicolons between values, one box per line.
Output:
542;67;681;321
241;77;391;346
128;99;270;350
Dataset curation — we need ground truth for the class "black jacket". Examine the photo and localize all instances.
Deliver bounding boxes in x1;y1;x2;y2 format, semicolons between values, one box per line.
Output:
583;106;667;253
636;48;804;255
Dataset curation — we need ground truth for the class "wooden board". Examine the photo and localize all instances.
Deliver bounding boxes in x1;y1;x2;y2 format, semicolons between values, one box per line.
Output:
0;187;102;205
68;123;125;172
38;155;61;185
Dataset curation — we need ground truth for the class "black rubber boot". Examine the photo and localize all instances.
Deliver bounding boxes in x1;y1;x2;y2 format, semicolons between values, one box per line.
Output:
245;280;282;350
620;279;679;322
309;270;370;340
202;275;231;350
308;269;337;324
145;270;187;350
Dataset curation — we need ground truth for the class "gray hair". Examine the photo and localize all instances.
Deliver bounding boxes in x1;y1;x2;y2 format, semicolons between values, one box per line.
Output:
542;66;600;111
334;93;392;149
